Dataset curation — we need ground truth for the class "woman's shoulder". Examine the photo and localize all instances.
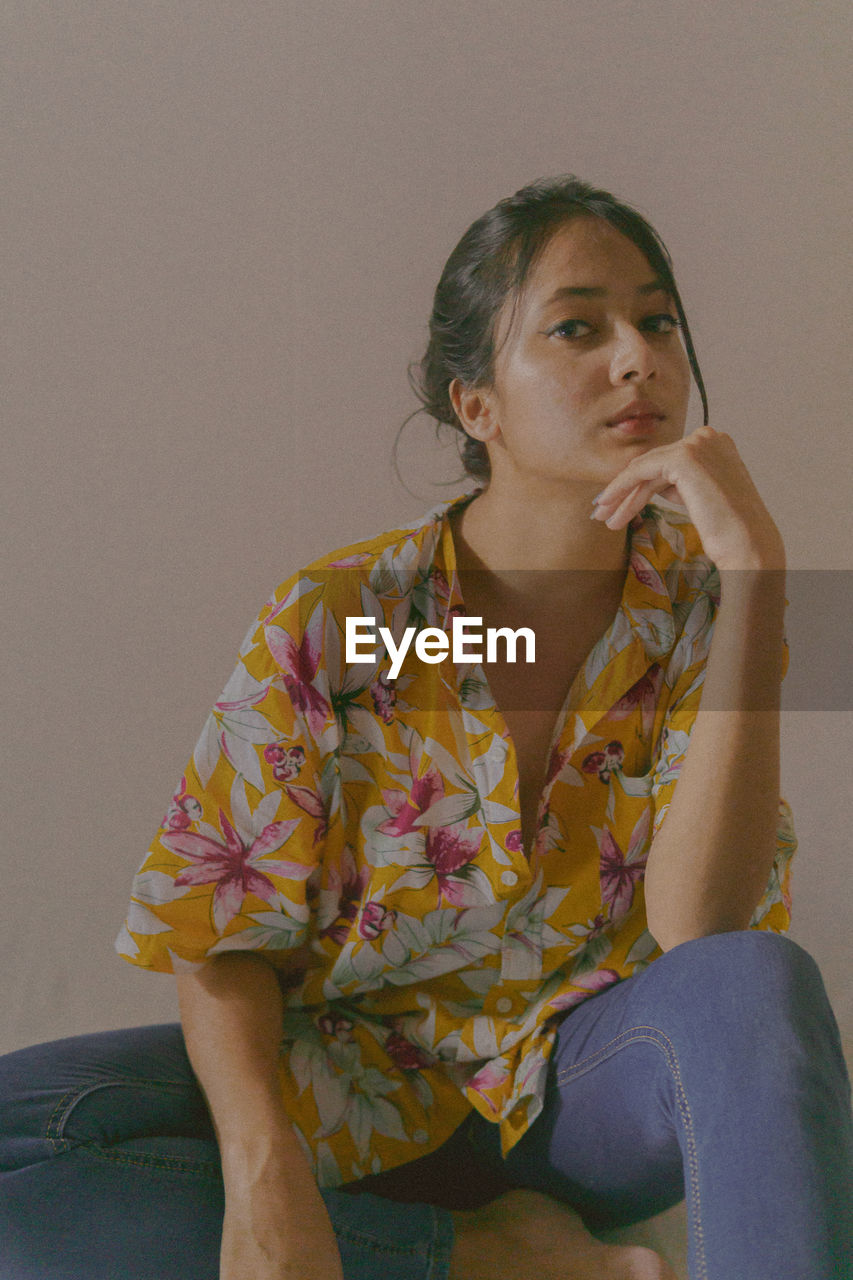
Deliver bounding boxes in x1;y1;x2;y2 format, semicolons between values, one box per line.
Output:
250;492;468;639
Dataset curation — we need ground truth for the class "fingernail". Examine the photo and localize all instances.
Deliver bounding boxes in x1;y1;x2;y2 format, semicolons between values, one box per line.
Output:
591;492;605;506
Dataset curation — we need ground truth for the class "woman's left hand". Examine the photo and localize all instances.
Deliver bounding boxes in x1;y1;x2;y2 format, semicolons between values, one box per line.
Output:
591;425;786;571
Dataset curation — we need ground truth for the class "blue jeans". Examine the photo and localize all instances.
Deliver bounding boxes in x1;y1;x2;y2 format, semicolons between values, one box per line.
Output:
1;932;850;1279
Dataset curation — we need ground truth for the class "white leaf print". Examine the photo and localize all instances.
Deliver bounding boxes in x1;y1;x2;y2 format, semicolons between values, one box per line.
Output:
385;867;435;896
314;1140;343;1189
380;930;410;967
470;733;510;796
193;714;221;788
457;967;499;996
471;1016;500;1059
114;923;139;958
485;830;513;865
582;609;634;688
615;771;654;798
411;1074;434;1111
347;1096;374;1161
365;1097;408;1146
315;1076;352;1141
220;730;266;794
338;755;374;785
657;517;686;560
208;919;307;953
253;788;283;831
627;605;675;658
229;774;254;846
414;792;480;828
350;943;389;983
126;899;173;935
130;869;184;905
392;912;430;955
383;950;471;986
626;929;659;964
346;705;389;756
460;709;491;737
423;736;474;789
220;707;281;745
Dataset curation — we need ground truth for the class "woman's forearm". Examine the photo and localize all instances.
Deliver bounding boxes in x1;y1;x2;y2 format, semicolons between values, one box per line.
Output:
175;952;343;1278
644;566;787;952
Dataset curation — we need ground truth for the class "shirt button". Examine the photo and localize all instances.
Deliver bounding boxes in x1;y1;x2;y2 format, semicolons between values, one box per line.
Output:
495;997;513;1014
501;870;518;886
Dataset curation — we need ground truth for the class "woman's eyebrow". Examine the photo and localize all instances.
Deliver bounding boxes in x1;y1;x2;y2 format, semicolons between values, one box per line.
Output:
541;278;671;307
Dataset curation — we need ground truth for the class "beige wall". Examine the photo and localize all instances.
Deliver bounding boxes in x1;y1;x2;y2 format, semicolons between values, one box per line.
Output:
4;0;850;1056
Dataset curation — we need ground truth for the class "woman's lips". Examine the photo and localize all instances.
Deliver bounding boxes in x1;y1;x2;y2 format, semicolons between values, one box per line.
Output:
608;414;663;436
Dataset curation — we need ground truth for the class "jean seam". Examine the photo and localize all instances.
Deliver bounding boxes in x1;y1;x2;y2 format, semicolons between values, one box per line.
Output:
68;1140;221;1178
555;1024;707;1280
426;1204;455;1280
45;1079;196;1152
331;1224;431;1258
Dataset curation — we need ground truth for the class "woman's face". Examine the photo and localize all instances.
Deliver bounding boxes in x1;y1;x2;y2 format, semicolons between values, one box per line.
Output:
474;216;692;486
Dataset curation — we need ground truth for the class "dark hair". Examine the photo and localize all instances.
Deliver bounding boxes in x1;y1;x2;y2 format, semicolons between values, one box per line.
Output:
403;174;708;486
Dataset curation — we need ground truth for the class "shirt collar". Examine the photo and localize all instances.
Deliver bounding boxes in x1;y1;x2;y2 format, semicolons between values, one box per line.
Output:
417;487;679;728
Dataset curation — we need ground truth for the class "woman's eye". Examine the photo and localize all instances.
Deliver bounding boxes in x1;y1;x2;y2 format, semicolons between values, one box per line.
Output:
642;312;681;334
551;318;593;339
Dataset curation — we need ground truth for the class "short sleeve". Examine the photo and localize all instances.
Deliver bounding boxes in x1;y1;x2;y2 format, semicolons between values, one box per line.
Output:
115;586;336;973
649;594;796;934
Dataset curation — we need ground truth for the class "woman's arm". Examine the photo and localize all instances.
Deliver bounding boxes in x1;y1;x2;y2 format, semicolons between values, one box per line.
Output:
175;952;344;1280
591;426;789;951
642;565;786;951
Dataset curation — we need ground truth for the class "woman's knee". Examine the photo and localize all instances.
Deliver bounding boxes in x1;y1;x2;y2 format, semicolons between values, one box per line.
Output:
659;928;824;1002
636;929;840;1055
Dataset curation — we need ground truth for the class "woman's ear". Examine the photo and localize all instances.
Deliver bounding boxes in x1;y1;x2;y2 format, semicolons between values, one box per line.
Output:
448;378;502;443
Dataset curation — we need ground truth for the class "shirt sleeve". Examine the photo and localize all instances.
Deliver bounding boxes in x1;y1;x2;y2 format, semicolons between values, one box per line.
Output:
115;583;337;973
648;592;796;934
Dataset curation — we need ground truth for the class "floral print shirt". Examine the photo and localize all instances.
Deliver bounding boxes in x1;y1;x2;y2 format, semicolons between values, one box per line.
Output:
116;488;796;1187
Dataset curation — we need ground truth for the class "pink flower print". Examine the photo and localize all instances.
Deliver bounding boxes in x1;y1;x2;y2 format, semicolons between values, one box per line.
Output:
598;806;652;922
162;776;203;831
264;604;331;739
548;968;622;1013
284;781;327;846
264;743;306;782
317;1013;354;1042
161;811;308;933
377;765;444;836
424;823;484;905
629;549;667;595
370;673;397;724
505;829;523;853
384;1031;435;1072
357;901;397;940
582;740;625;784
319;845;372;945
466;1060;511;1113
606;664;663;739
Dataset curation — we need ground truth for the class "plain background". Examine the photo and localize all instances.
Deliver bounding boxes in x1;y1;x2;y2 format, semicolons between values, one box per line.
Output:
4;1;851;1068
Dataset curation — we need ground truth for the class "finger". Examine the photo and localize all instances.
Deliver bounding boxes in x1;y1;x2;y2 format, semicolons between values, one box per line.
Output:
601;481;656;529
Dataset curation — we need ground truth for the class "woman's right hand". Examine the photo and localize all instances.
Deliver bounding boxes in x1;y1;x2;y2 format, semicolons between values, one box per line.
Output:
220;1178;344;1280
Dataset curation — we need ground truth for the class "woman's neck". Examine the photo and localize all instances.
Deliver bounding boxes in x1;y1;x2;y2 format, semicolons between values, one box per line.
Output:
456;471;629;563
450;481;631;621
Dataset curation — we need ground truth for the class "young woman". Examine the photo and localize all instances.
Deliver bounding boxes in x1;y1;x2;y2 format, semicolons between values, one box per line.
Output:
1;176;850;1280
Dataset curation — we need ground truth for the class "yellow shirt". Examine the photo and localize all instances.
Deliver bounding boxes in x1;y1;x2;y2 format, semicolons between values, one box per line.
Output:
116;488;796;1187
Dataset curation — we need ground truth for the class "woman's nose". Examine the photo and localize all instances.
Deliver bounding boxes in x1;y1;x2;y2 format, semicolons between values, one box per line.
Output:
609;325;657;383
